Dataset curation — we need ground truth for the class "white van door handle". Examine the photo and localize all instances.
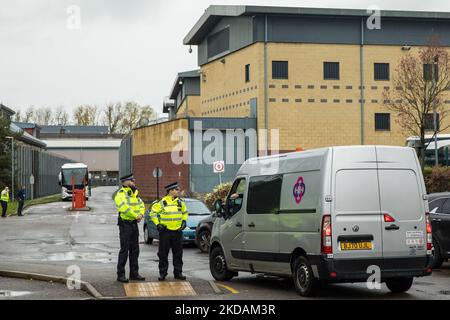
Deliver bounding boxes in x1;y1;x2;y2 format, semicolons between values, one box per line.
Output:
235;222;242;227
385;224;400;231
248;222;255;228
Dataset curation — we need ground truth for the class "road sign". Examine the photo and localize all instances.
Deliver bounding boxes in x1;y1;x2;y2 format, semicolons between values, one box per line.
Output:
213;161;225;173
30;174;34;185
153;168;163;178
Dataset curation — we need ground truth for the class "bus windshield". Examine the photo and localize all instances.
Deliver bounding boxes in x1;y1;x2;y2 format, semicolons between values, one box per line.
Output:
62;168;88;187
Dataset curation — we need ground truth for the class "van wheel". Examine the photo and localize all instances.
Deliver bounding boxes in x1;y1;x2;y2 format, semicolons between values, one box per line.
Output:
144;226;153;245
432;240;444;269
385;277;413;293
292;256;320;297
210;247;236;281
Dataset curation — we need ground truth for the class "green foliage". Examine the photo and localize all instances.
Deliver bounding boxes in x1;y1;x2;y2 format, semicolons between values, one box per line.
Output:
0;116;12;190
204;182;232;211
425;166;450;193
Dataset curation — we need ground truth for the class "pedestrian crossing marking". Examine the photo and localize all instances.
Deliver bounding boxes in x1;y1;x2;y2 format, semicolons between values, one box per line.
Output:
123;281;197;297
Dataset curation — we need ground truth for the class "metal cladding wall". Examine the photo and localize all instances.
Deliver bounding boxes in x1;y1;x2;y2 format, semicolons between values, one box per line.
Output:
119;134;133;181
15;143;72;199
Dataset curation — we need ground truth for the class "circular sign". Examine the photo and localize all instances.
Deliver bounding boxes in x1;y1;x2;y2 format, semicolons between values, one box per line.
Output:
30;174;35;185
153;168;163;178
213;161;225;173
293;176;306;204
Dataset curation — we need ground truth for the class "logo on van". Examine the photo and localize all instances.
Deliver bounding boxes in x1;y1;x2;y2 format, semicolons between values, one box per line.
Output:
293;176;306;204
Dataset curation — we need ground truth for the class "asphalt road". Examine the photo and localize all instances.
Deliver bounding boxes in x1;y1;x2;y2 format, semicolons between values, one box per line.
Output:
0;186;449;300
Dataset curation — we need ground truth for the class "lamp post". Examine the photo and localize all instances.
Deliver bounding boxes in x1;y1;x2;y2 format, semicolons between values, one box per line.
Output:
5;136;14;202
432;57;439;166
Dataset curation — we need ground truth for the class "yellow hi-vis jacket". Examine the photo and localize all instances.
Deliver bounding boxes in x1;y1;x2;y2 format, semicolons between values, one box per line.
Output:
114;187;145;221
1;190;9;203
149;195;188;231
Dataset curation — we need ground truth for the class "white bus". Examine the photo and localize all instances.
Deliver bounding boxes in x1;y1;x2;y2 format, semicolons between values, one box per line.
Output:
58;163;92;201
406;134;450;166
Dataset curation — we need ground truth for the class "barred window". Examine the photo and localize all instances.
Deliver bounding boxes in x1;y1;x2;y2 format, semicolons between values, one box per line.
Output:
272;61;288;79
245;64;250;82
375;113;390;131
324;62;340;80
374;63;390;81
424;64;439;82
425;113;440;131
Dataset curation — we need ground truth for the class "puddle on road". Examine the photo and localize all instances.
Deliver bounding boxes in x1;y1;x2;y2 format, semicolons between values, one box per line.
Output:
0;291;32;298
42;251;114;263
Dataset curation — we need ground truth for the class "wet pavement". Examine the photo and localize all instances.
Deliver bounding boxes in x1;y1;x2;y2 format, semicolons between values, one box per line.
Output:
0;186;449;299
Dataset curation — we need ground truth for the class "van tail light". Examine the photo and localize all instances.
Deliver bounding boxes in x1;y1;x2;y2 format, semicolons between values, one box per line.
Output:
426;213;433;254
384;213;395;223
321;215;333;255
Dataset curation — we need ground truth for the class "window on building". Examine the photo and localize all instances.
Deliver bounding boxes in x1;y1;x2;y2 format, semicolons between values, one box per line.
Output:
374;63;390;81
424;64;439;82
207;27;230;59
375;113;390;131
324;62;340;80
425;113;440;131
272;61;288;79
245;64;250;82
247;175;283;214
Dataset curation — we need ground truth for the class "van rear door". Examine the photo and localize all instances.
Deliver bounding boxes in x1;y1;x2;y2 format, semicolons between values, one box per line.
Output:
376;147;428;270
332;147;383;265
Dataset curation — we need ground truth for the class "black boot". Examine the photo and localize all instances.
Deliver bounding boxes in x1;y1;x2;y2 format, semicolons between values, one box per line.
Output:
117;275;129;283
174;273;186;280
158;274;167;281
130;274;145;281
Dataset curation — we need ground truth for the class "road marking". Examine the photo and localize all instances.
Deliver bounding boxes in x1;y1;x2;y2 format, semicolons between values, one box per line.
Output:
123;281;197;297
216;283;239;294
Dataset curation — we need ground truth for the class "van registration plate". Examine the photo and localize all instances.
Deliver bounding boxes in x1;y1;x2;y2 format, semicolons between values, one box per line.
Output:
340;241;372;251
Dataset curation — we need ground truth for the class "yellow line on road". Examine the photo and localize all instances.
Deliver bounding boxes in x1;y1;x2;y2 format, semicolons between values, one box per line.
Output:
216;283;239;294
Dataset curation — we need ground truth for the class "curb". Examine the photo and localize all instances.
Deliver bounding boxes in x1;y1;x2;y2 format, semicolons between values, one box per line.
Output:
208;280;224;294
0;270;103;299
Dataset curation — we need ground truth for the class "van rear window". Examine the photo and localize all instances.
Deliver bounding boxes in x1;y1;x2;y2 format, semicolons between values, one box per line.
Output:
247;175;282;214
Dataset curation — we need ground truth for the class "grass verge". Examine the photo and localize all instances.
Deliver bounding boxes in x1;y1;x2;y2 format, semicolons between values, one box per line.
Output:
5;194;61;216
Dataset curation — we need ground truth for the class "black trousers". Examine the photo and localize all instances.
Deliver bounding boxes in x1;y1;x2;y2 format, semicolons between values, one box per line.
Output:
1;201;7;217
17;200;24;216
117;220;140;277
158;229;183;276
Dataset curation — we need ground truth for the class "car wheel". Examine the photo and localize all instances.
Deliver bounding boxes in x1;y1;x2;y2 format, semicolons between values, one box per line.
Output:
292;256;320;297
209;246;236;281
385;277;413;293
197;229;211;253
432;239;444;269
144;226;153;245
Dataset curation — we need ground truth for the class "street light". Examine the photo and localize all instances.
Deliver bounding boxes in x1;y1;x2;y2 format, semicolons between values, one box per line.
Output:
5;136;14;202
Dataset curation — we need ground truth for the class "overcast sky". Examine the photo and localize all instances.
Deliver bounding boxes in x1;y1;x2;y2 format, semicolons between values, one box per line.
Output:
0;0;448;115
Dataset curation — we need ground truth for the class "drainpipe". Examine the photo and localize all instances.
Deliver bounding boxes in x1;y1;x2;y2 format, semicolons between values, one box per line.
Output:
360;17;365;145
264;15;269;156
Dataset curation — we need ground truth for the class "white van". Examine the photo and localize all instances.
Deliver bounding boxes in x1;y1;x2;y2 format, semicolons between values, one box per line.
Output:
210;146;433;296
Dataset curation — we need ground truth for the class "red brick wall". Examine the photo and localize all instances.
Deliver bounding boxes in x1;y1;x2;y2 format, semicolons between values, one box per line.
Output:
133;152;189;200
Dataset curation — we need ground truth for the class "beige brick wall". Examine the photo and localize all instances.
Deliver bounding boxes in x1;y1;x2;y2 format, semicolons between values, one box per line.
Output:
200;42;450;151
132;119;189;156
176;96;201;118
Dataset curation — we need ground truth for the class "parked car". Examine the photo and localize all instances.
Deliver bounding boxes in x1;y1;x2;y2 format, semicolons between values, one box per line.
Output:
427;192;450;268
195;213;218;253
143;198;211;245
210;146;433;297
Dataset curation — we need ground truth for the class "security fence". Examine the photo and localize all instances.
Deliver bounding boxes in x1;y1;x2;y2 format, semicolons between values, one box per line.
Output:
119;134;133;181
15;143;73;199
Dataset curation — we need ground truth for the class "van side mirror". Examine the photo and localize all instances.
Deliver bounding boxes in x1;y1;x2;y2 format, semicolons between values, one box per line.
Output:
213;199;223;217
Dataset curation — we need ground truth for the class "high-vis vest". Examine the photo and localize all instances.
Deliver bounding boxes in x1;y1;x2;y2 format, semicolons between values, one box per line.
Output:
150;195;188;231
1;190;9;203
114;187;145;221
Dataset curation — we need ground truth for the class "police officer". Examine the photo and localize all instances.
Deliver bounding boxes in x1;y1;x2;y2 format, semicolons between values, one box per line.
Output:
17;185;26;217
150;182;188;281
114;174;146;283
1;187;9;218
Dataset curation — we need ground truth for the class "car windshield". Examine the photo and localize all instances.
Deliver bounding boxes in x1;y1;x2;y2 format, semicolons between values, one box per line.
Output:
186;201;210;215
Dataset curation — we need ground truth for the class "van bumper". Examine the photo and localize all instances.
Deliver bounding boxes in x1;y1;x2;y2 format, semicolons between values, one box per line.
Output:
310;255;433;282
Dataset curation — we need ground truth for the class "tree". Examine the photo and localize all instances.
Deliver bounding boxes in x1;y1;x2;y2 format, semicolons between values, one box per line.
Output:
383;40;450;169
33;107;53;125
102;103;123;133
119;101;156;133
0;115;22;190
24;107;34;123
74;105;99;125
54;106;69;125
13;110;22;122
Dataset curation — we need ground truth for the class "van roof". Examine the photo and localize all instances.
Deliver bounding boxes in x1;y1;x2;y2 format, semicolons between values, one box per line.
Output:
237;145;415;176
